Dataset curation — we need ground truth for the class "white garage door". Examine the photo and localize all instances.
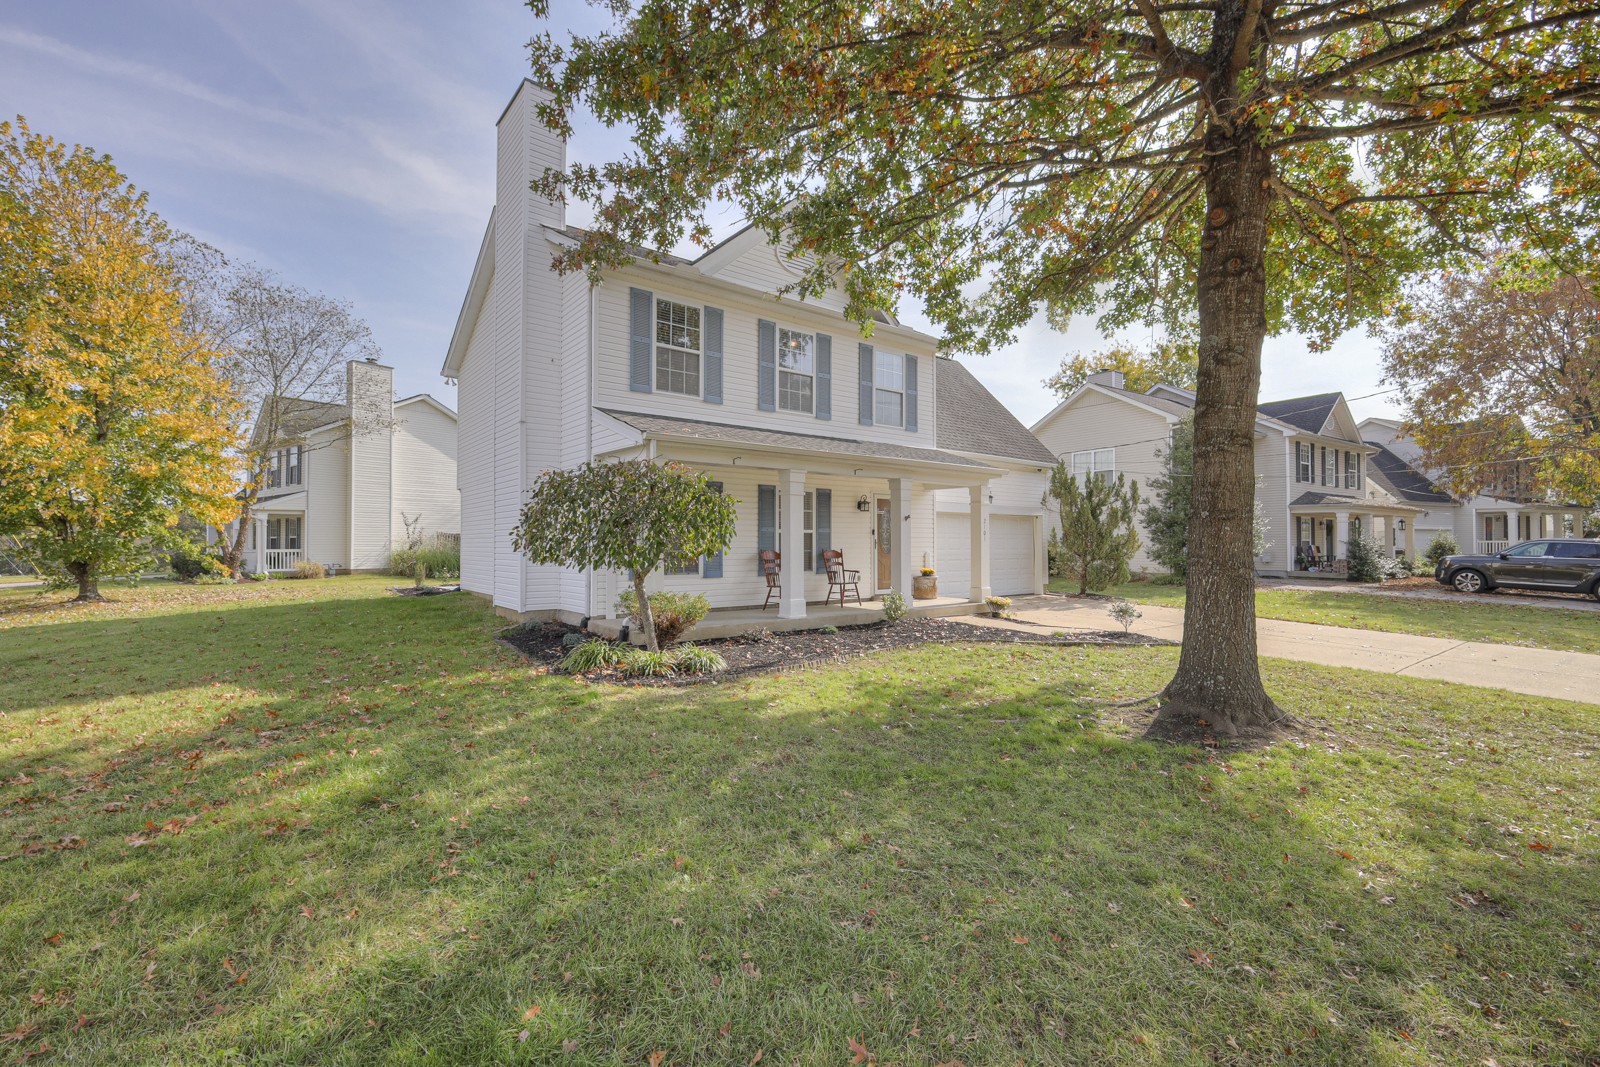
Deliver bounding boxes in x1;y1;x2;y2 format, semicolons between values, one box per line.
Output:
991;515;1038;595
937;513;1038;596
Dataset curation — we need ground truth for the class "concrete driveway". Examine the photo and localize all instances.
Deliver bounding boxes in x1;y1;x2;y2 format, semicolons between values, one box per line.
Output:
955;596;1599;705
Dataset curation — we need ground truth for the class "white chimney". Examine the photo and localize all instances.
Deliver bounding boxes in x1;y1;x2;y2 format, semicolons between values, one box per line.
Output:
1087;368;1126;390
346;359;394;571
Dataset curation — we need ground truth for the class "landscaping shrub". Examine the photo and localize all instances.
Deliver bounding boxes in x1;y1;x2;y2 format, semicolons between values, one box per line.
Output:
169;546;222;581
1410;554;1436;577
293;560;327;580
1107;600;1142;631
1424;531;1459;569
616;590;709;645
1344;534;1386;583
669;644;727;675
1379;555;1412;581
818;625;839;635
620;647;676;677
560;631;590;648
881;589;907;623
561;639;628;673
388;539;461;580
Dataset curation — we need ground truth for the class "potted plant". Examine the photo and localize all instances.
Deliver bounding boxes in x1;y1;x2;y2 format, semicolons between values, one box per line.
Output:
912;562;938;600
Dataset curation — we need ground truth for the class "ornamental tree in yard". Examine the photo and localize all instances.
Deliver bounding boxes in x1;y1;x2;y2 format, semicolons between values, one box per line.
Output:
1379;255;1600;509
0;119;241;602
531;0;1600;737
1047;463;1142;594
510;459;737;651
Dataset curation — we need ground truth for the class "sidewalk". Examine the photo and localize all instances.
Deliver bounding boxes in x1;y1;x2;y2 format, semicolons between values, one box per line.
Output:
955;597;1600;705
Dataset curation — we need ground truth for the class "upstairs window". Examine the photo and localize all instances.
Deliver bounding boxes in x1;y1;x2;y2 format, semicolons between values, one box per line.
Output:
267;446;302;489
777;328;814;413
655;299;701;396
1071;448;1115;485
1322;447;1335;486
874;351;904;427
1297;442;1312;482
1344;451;1359;489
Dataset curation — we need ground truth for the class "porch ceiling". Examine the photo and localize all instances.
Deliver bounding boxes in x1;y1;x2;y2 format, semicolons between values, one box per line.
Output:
598;408;1003;483
253;491;307;511
1289;493;1425;514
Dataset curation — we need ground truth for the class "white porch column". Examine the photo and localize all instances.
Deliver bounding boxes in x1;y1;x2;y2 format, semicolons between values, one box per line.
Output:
254;514;268;570
888;476;913;602
1334;510;1351;561
778;469;807;618
1404;517;1417;560
967;484;991;604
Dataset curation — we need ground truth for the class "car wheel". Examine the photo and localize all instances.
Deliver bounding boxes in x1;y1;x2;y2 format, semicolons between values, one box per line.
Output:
1452;569;1489;594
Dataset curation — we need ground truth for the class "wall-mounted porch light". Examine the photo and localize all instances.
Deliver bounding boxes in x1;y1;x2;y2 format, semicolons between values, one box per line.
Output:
856;495;871;512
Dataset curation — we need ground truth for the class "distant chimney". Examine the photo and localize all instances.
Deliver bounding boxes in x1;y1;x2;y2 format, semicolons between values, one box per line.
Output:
1087;369;1126;390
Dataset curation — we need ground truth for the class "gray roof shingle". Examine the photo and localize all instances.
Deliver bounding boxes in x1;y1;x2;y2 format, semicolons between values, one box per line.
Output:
1258;393;1340;433
599;409;994;469
935;359;1055;465
1365;444;1456;504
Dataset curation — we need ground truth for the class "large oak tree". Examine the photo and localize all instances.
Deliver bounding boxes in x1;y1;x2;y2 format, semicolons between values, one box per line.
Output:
529;0;1600;737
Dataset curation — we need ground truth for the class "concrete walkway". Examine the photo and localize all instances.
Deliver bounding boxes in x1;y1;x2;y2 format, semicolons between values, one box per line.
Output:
955;596;1600;705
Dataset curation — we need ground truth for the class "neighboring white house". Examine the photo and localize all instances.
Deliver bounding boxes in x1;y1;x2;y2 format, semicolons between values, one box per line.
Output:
1031;371;1440;576
440;80;1053;625
1359;417;1590;553
212;359;460;574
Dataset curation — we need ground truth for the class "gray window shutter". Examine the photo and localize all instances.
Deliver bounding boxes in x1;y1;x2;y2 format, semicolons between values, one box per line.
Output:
815;333;832;420
702;481;724;577
757;320;777;412
702;306;723;404
757;484;776;572
814;488;831;571
629;287;653;393
904;354;919;433
858;343;874;425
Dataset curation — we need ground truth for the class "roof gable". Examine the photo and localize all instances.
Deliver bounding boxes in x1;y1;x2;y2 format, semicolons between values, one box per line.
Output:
1257;393;1340;434
935;359;1055;465
1030;381;1189;436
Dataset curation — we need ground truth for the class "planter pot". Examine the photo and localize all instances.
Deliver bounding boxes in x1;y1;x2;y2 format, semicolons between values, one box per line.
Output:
912;575;938;600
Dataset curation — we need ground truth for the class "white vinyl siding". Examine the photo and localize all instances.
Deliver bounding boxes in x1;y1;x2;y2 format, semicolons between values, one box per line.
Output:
391;400;461;541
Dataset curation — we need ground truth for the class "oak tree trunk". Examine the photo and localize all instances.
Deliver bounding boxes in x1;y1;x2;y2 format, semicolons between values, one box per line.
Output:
1151;120;1290;740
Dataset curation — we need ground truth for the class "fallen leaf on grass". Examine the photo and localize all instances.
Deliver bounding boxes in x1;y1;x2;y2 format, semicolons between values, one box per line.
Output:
523;1005;542;1021
1188;947;1213;967
749;1050;764;1064
847;1035;875;1064
0;1023;39;1044
648;1051;666;1067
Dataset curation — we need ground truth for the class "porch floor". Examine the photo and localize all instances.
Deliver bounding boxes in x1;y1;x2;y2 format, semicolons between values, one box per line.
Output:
589;595;982;644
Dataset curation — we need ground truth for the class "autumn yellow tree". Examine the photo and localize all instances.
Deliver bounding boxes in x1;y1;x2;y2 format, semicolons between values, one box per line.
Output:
1044;341;1199;400
0;118;242;601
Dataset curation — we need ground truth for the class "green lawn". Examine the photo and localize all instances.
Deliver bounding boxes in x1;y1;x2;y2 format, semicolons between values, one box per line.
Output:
2;578;1596;1066
1055;578;1600;655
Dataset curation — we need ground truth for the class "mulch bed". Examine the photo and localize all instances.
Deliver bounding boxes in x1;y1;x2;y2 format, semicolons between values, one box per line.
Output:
499;616;1164;687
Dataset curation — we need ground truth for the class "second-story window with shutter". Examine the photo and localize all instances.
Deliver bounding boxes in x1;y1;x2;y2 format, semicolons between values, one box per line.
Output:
654;299;701;396
874;351;904;426
777;328;815;413
1344;451;1358;488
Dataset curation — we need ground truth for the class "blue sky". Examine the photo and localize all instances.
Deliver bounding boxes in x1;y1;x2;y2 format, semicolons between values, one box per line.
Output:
0;0;1400;425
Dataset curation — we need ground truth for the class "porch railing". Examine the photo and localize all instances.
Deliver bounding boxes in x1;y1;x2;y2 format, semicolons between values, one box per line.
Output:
263;548;304;572
1476;540;1509;555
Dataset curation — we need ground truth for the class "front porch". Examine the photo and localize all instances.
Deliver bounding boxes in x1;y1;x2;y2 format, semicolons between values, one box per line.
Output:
1474;506;1588;554
239;508;307;575
1290;501;1424;575
589;594;981;644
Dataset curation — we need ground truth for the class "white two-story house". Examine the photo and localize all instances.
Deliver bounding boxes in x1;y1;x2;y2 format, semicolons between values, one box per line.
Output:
212;359;460;574
1359;417;1590;553
441;81;1053;626
1031;372;1438;575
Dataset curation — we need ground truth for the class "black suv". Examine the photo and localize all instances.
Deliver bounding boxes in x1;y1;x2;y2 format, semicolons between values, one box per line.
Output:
1435;539;1600;598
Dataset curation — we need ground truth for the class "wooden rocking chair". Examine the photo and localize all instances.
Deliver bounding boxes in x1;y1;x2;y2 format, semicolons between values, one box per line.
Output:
822;549;862;606
759;550;781;610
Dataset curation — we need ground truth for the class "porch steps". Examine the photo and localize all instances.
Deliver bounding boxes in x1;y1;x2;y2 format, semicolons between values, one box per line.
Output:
587;596;983;644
